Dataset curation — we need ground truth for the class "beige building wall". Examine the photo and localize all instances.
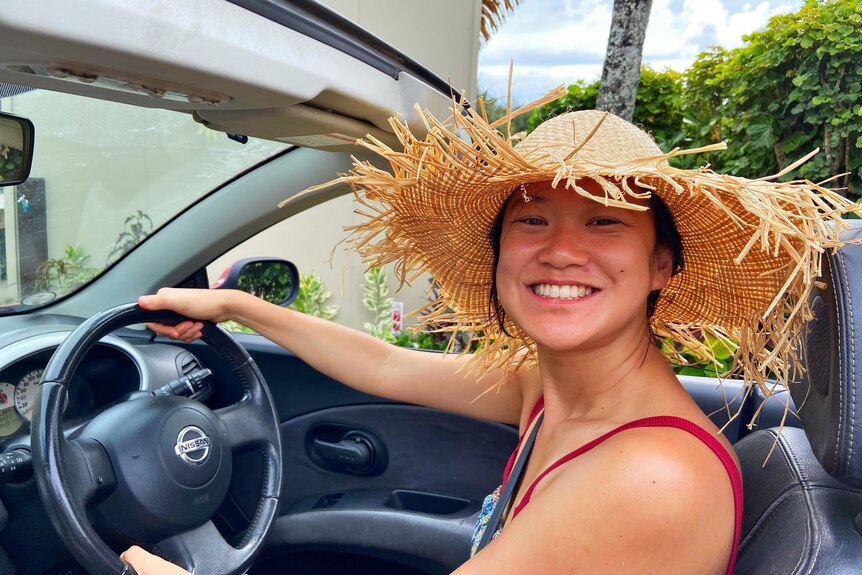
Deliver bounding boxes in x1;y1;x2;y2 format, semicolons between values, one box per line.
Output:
207;194;437;333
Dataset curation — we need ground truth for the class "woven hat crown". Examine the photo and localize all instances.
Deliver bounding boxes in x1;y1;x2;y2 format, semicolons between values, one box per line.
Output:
516;109;664;168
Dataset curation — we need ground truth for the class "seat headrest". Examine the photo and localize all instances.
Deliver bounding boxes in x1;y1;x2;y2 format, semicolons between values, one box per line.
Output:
797;222;862;488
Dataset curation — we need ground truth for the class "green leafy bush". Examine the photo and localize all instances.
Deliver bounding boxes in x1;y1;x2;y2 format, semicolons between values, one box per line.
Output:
362;266;396;343
662;333;736;378
393;331;450;351
219;319;256;334
0;145;24;183
289;272;339;320
37;245;99;294
678;0;862;194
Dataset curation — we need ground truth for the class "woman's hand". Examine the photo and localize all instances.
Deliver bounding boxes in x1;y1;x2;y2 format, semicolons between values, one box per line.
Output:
120;546;191;575
138;287;237;342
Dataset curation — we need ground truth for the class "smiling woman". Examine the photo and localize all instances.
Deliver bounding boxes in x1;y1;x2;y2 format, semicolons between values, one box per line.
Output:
130;90;859;574
0;1;858;573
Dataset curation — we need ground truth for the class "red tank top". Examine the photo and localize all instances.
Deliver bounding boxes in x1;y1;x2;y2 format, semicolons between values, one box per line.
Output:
500;398;742;575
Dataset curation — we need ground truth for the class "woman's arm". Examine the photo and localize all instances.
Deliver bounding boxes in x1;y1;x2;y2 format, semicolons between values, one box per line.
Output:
139;288;526;425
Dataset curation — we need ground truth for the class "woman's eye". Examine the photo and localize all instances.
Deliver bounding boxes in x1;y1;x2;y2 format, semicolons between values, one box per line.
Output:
590;218;619;226
517;217;546;225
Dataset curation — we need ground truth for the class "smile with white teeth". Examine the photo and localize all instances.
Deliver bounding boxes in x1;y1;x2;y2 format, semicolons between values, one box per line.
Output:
531;284;594;299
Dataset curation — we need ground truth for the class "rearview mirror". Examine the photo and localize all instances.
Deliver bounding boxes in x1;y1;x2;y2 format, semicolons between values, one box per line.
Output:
0;112;35;187
211;257;299;307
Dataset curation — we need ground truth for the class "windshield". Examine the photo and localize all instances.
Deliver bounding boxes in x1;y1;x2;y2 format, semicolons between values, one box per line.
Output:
0;87;286;311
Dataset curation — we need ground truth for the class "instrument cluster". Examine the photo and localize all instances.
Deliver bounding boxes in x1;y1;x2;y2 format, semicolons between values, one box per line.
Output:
0;367;41;436
0;344;140;440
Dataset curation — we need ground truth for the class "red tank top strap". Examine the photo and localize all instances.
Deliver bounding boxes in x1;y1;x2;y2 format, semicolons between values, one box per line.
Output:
510;415;742;575
501;396;545;486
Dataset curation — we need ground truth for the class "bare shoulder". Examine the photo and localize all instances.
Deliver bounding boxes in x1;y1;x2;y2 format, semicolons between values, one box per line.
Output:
553;427;736;570
592;423;738;486
456;425;737;575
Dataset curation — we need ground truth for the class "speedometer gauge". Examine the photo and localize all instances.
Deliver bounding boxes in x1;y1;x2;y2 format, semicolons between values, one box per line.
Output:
0;382;22;436
14;368;44;423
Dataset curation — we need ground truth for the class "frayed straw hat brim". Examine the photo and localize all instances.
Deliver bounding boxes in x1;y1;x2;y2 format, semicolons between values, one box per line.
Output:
290;91;859;427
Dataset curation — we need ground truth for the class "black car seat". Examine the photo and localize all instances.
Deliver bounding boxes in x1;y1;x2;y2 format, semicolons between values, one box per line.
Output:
733;223;862;574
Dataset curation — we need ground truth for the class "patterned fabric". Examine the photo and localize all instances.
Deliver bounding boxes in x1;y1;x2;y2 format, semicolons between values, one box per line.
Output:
470;485;502;557
470;398;544;557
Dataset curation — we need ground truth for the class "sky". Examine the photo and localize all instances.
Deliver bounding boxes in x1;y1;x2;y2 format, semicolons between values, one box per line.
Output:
478;0;805;104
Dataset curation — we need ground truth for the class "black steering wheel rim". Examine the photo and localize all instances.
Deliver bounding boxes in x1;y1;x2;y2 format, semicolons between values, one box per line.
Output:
31;302;283;575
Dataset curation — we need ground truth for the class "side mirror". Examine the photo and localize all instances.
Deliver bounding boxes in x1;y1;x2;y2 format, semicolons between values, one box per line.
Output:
212;257;299;307
0;112;35;187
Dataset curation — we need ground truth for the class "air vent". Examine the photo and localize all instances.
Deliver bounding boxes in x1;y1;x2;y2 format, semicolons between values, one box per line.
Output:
176;351;201;377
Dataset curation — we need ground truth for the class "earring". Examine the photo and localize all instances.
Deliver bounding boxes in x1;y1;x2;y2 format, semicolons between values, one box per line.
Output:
520;183;532;203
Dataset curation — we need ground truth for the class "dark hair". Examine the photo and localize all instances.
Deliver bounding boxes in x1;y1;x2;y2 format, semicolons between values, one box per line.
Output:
487;191;683;333
646;194;683;317
488;201;513;336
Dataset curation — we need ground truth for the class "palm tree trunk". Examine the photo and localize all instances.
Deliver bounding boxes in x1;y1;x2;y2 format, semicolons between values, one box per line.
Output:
596;0;653;121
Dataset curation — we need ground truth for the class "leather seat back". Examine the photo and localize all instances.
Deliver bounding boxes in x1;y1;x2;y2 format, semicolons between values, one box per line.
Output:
733;224;862;574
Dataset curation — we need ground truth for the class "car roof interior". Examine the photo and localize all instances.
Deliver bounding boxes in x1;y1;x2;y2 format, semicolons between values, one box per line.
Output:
0;0;452;151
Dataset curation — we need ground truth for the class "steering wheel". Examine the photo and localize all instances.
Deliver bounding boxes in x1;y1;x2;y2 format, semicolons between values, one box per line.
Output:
31;303;283;575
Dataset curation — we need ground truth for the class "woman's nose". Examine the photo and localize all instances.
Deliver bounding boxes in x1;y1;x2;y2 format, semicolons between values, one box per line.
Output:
537;226;590;268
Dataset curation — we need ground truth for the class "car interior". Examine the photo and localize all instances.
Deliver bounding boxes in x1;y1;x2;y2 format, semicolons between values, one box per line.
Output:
0;1;860;574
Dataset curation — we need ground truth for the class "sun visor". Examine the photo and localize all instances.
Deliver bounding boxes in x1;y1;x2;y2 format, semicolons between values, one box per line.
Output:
193;83;453;152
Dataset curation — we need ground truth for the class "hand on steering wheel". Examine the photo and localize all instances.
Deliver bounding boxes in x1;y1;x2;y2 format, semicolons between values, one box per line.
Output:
121;546;191;575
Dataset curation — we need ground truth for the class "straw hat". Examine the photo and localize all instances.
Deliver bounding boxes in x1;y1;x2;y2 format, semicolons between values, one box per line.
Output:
293;89;859;417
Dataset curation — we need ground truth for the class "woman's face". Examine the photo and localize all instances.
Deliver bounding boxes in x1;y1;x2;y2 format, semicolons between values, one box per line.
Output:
495;180;673;353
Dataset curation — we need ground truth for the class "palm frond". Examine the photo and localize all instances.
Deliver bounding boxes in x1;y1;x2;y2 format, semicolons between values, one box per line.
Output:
481;0;520;42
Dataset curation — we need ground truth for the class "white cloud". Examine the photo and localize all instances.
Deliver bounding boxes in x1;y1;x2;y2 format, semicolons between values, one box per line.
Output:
481;0;611;64
477;0;804;103
721;2;801;46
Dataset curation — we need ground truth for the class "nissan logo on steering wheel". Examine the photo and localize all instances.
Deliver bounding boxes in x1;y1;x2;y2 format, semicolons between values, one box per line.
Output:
174;425;211;466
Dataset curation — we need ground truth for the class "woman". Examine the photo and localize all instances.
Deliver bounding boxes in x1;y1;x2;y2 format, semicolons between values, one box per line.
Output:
121;105;856;574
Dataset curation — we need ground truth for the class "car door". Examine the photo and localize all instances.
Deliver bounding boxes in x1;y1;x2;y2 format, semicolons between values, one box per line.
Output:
188;333;517;575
